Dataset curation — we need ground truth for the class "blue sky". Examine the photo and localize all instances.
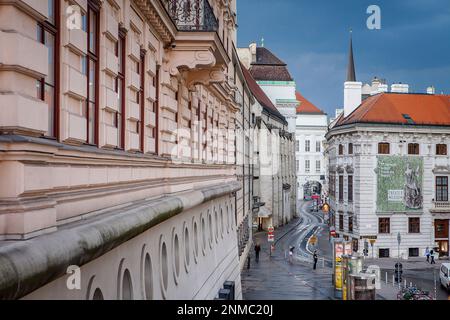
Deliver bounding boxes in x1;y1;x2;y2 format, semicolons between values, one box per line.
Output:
236;0;450;116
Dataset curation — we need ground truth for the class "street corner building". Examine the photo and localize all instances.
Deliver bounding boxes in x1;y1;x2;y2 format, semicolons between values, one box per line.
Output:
0;0;262;300
326;35;450;260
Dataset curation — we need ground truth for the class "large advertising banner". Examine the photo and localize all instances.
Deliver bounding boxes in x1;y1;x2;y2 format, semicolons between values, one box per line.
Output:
376;156;423;212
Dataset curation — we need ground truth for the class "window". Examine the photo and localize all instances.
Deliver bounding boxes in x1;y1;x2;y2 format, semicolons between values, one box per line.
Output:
379;248;390;258
378;218;390;234
316;160;321;173
316;141;321;152
296;140;299;152
36;0;59;138
378;143;390;154
305;140;310;152
436;176;449;201
437;144;447;155
408;143;420;155
117;30;126;149
348;175;353;202
339;214;344;231
408;248;419;257
348;217;353;233
339;144;344;155
339;176;344;202
408;218;420;233
305;160;310;173
85;1;100;145
348;143;353;154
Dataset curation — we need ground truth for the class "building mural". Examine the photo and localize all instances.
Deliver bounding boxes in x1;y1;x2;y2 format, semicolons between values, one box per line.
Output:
376;156;423;212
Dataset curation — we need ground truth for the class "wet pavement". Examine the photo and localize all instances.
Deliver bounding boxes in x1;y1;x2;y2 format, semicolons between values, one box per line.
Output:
241;201;335;300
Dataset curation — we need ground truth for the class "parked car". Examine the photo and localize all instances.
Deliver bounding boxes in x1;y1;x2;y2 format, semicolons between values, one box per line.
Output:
439;263;450;292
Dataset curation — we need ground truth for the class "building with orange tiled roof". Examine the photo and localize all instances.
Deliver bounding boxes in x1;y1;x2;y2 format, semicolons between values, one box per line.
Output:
326;34;450;260
295;91;328;199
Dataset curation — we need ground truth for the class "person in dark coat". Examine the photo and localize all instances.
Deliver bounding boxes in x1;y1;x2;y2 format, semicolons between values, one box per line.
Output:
254;242;261;263
313;250;318;270
430;249;436;264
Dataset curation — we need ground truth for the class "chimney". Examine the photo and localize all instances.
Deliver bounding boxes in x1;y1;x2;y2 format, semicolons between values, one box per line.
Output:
391;83;409;93
427;86;435;95
343;31;362;117
249;42;257;64
344;82;362;117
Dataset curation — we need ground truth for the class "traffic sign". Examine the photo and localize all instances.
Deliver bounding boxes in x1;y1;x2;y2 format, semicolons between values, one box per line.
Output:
268;226;274;233
268;234;274;242
309;235;318;245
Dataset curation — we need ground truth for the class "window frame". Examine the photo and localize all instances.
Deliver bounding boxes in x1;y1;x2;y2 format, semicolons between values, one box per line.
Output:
348;175;353;203
378;143;390;154
408;143;420;155
378;217;390;234
338;175;344;202
408;217;420;234
36;0;60;139
436;176;448;202
436;144;447;156
117;28;126;149
85;1;100;146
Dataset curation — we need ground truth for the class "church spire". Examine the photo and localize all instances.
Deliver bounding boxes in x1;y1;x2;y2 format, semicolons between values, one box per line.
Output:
346;30;356;82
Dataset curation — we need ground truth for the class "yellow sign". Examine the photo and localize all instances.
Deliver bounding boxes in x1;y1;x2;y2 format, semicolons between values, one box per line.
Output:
369;239;376;245
322;203;330;212
310;235;318;245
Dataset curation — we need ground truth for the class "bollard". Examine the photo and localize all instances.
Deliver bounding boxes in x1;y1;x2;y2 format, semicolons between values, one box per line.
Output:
247;256;251;269
392;274;395;287
385;272;388;285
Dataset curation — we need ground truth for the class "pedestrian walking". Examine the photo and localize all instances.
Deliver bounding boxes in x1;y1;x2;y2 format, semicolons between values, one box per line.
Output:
313;250;318;270
288;246;295;263
430;249;436;264
425;247;430;263
254;242;261;263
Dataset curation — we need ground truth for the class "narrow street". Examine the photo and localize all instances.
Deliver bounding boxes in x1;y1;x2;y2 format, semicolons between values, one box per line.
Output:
241;201;334;300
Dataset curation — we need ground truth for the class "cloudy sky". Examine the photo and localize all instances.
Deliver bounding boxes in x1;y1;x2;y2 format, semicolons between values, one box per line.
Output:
236;0;450;116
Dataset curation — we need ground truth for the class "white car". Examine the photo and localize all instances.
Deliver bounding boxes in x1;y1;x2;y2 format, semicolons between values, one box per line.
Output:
440;263;450;292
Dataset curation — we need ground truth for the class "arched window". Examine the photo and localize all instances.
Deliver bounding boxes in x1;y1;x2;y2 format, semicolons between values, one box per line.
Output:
122;269;133;300
338;144;344;155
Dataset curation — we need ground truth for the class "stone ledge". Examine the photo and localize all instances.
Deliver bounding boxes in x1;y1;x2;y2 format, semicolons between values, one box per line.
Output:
0;180;241;300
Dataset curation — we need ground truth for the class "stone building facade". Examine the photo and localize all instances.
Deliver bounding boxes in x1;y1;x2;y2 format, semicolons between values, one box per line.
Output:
0;0;249;300
295;91;327;199
242;65;296;230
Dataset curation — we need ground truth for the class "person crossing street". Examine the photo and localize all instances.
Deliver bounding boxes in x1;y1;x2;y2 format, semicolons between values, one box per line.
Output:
313;250;318;270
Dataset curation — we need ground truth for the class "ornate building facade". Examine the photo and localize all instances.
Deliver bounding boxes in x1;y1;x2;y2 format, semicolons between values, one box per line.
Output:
0;0;249;300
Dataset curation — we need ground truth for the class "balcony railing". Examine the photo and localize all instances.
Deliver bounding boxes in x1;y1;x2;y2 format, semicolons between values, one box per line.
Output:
161;0;219;32
431;201;450;212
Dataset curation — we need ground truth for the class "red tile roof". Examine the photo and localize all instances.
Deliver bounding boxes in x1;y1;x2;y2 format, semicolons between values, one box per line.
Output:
241;63;287;125
336;93;450;127
296;92;325;115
